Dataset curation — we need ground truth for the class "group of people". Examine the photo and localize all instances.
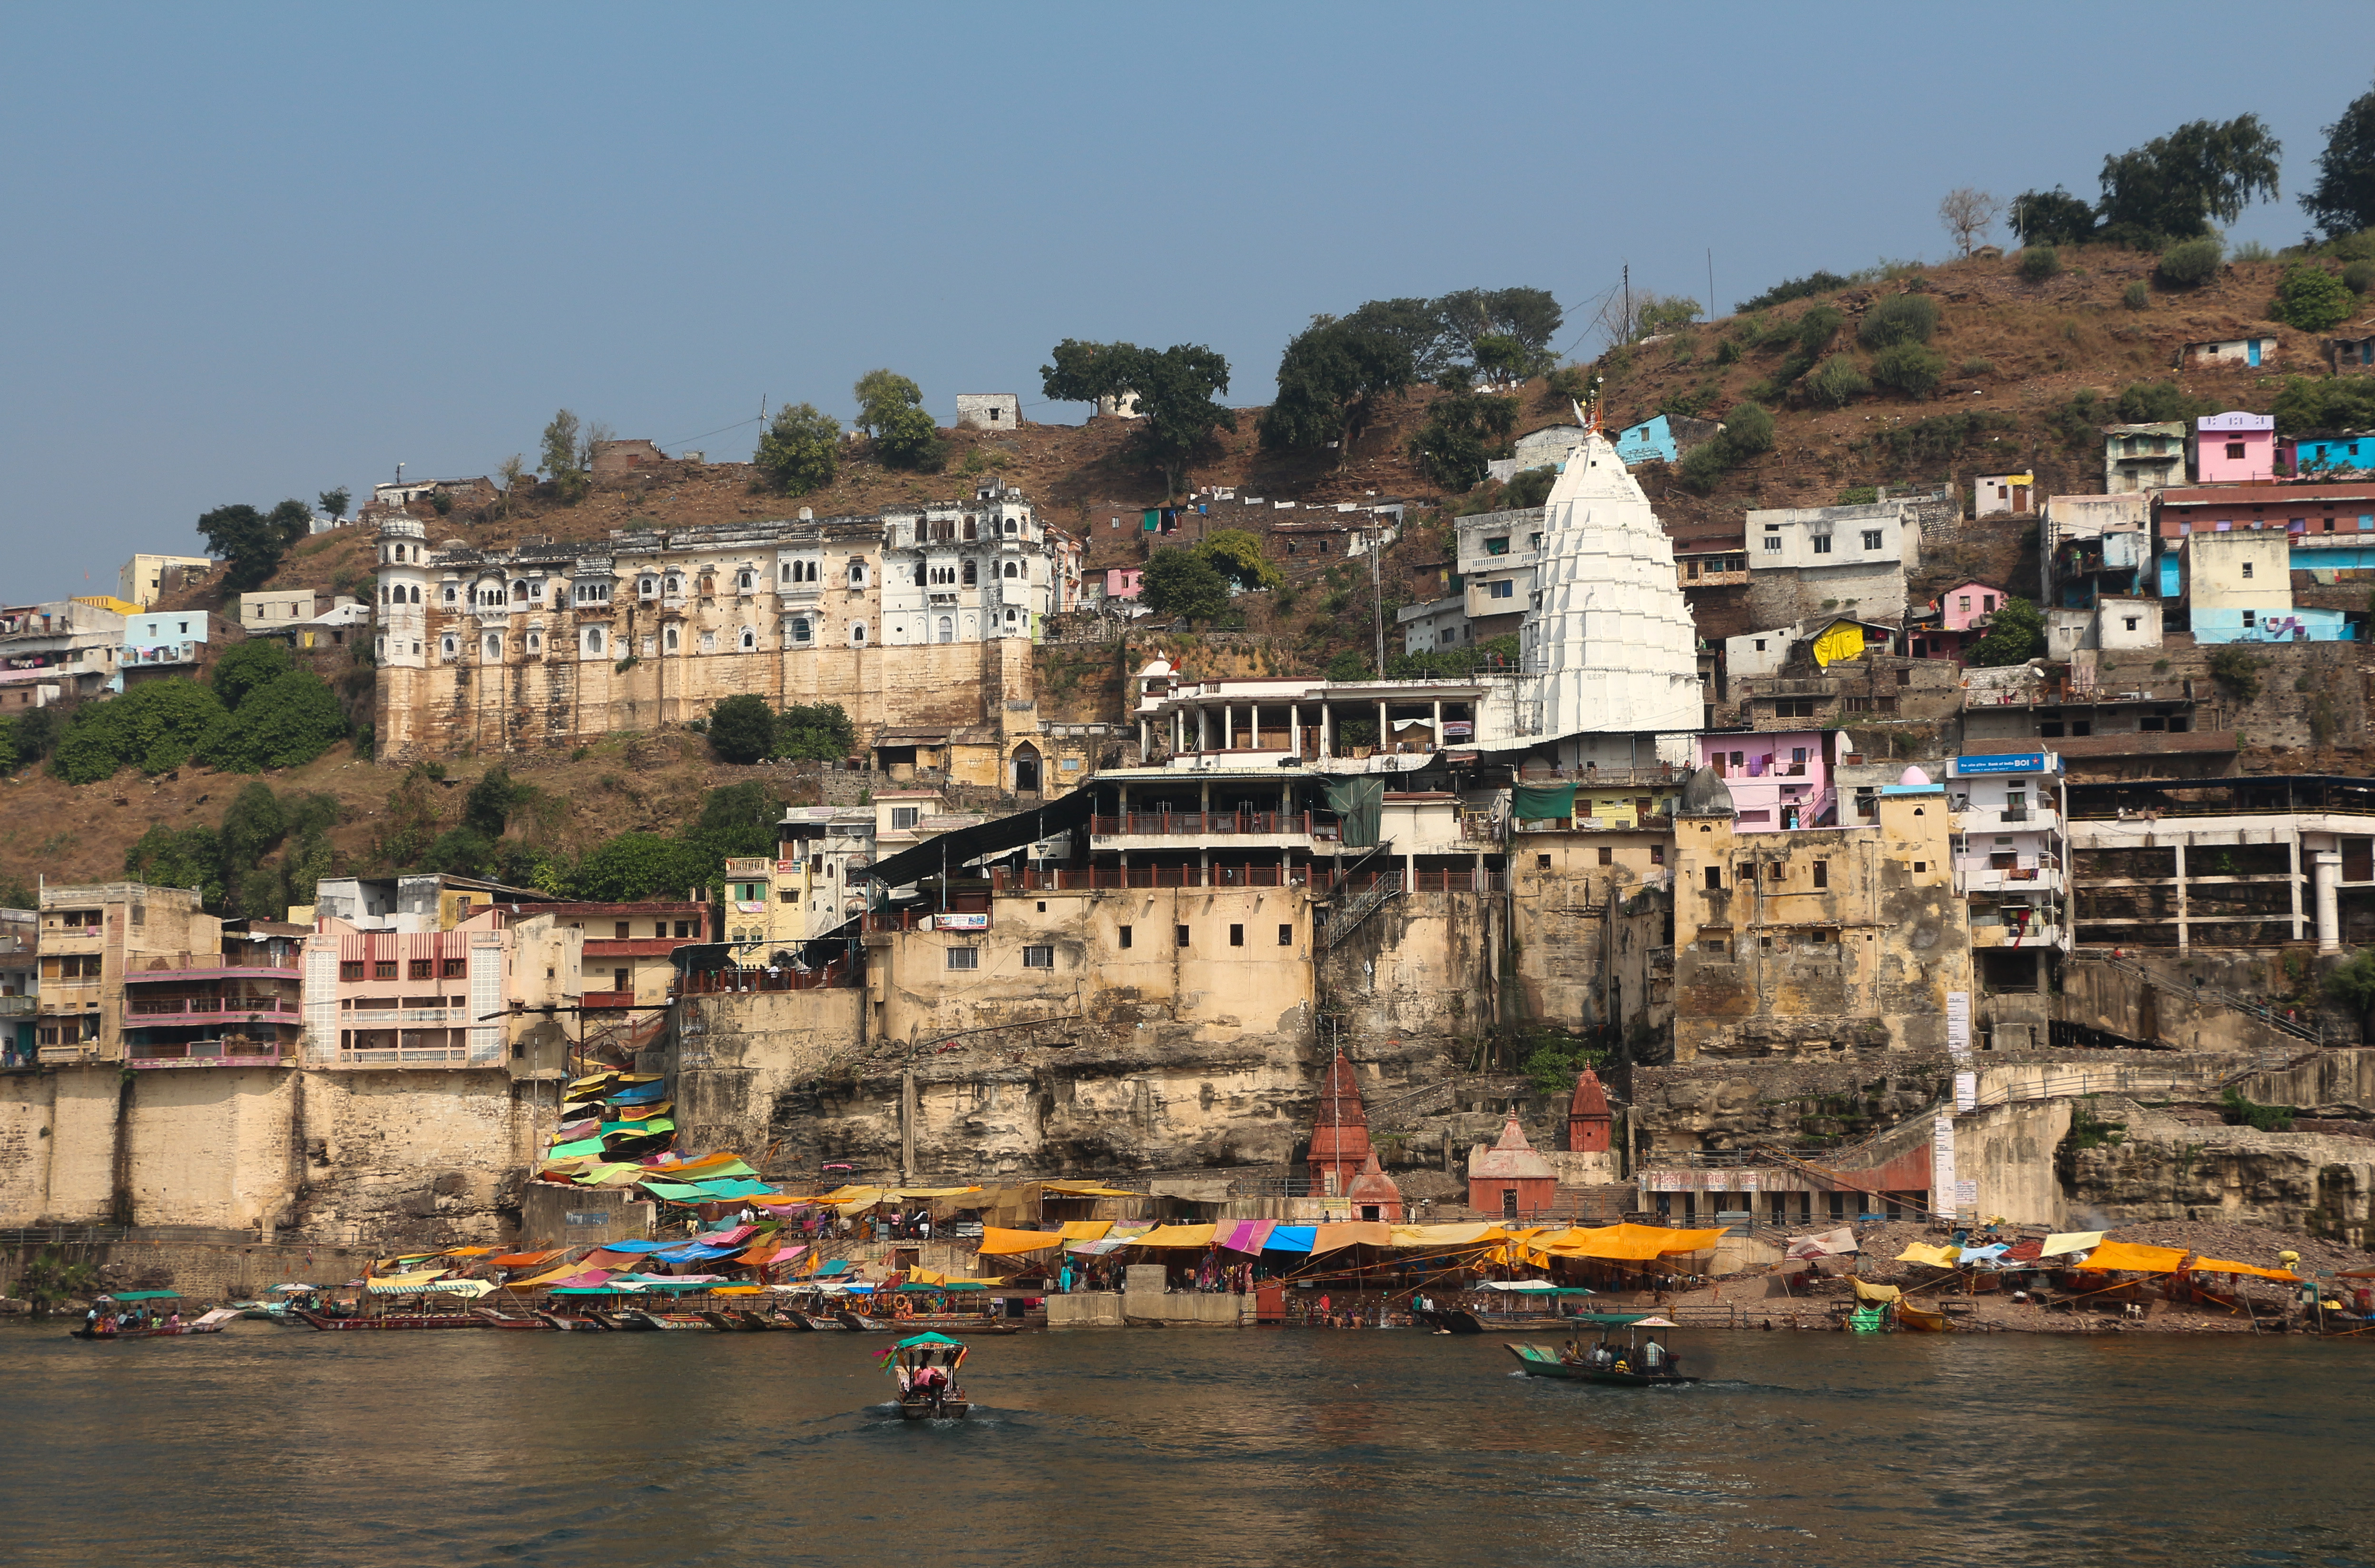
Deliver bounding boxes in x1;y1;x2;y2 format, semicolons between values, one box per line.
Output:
84;1303;182;1333
1560;1335;1678;1376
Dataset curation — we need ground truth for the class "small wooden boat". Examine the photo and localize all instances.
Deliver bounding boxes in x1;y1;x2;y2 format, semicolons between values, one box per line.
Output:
735;1309;788;1332
834;1308;889;1333
531;1311;610;1332
1416;1307;1486;1334
296;1307;489;1331
701;1309;764;1332
612;1309;705;1331
470;1308;556;1330
887;1333;971;1421
795;1311;847;1331
74;1309;236;1341
1895;1301;1952;1332
1505;1343;1698;1385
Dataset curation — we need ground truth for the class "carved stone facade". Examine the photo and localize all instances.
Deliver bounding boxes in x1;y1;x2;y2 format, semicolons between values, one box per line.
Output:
372;480;1082;769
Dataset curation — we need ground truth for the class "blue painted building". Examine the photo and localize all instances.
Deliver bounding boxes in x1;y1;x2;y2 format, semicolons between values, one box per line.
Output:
2290;430;2375;476
2190;606;2354;643
1613;413;1722;468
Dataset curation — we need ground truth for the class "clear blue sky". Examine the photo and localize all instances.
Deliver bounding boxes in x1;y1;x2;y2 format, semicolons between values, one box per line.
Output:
3;3;2368;601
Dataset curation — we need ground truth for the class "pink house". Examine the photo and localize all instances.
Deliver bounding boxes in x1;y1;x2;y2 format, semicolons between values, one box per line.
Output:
1907;581;2008;661
2196;412;2276;485
1102;567;1144;601
1698;729;1836;833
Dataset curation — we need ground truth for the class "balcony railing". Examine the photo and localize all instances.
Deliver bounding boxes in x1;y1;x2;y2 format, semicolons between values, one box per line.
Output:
1092;812;1320;838
334;1044;489;1068
676;958;854;994
127;1041;295;1068
124;952;301;979
581;989;637;1009
344;1006;468;1026
0;997;34;1017
127;996;298;1016
996;865;1302;892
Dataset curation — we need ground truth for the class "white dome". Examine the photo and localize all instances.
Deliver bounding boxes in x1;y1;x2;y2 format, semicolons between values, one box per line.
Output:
1138;657;1173;678
1898;765;1931;785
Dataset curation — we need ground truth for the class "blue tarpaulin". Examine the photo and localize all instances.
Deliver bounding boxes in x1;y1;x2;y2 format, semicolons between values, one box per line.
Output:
606;1081;667;1104
653;1243;737;1263
1264;1226;1317;1254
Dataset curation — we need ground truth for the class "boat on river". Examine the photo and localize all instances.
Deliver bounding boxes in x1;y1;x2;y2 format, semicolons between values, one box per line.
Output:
883;1333;971;1421
296;1306;491;1331
1505;1342;1698;1386
1896;1301;1952;1333
74;1302;237;1341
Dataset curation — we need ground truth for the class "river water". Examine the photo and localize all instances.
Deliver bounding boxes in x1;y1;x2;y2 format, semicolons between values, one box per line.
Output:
3;1321;2368;1568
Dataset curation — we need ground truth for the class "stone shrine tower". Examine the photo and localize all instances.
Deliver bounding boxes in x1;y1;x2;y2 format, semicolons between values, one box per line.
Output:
1307;1051;1374;1199
1567;1069;1612;1153
1344;1151;1403;1223
1467;1113;1557;1219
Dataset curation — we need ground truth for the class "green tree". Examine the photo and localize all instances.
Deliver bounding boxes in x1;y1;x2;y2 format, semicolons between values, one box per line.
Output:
424;826;497;878
124;823;226;907
2208;645;2262;702
776;702;855;762
210;639;294;710
198;671;347;773
685;780;784;862
218;782;287;868
2095;115;2283;244
2156;235;2225;286
2302;80;2375;238
1720;402;1776;455
52;679;230;782
462;765;533;838
1325;650;1370;682
1802;354;1870;409
853;371;946;471
2272;372;2375;433
2324;946;2375;1038
2269;264;2355;331
1197;529;1282;591
707;694;777;764
753;402;841;494
572;832;712;902
1503;466;1558;508
2008;186;2099;246
1856;294;1938;348
15;1246;97;1321
540;408;585;486
197;500;310;593
1869;342;1947;399
853;369;924;434
0;708;59;774
1140;549;1230;622
1967;597;2047;666
317;487;350;520
1040;340;1235;496
1432;287;1563;376
1406;390;1520;491
1259;313;1419;461
372;762;446;871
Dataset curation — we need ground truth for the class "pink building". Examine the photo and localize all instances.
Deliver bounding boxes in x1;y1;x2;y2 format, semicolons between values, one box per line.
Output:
1908;580;2008;660
302;908;581;1068
1102;567;1144;601
1697;729;1837;833
2196;412;2276;485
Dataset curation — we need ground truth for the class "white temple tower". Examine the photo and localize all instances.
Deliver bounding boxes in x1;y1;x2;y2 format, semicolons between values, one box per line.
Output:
1518;425;1702;741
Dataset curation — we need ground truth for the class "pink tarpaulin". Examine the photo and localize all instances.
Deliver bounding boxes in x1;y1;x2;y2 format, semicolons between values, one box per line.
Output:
698;1224;758;1247
550;1271;615;1288
1219;1220;1276;1254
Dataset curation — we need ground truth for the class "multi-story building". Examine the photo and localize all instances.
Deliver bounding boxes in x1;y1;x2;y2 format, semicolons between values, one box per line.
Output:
539;900;713;1016
1697;729;1838;833
301;907;581;1068
1947;750;2070;967
120;608;211;687
0;600;127;712
1668;764;1971;1061
33;883;226;1065
2101;422;2188;494
2195;411;2277;484
120;920;306;1069
371;479;1083;787
1742;501;1919;627
774;806;881;940
2043;493;2153;608
1454;506;1543;642
2180;530;2350;643
118;553;215;608
0;908;36;1068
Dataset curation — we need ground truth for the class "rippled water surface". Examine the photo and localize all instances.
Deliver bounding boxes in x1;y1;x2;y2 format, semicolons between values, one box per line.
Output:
3;1320;2369;1567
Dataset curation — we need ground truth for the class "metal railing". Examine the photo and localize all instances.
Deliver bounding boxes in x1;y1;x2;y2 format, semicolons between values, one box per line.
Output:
2077;949;2326;1046
1001;865;1301;891
1092;812;1319;837
678;958;854;994
127;996;299;1016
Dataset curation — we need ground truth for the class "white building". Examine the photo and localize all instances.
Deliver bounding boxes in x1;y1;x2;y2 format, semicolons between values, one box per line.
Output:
1518;425;1703;751
1455;507;1544;639
1744;501;1919;625
955;394;1021;431
1947;752;2070;967
1397;595;1472;656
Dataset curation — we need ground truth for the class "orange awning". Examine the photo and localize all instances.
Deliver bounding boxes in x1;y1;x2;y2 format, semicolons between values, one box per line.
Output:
1129;1224;1217;1248
488;1248;567;1268
979;1227;1071;1255
1313;1221;1394;1252
1544;1224;1728;1262
2072;1241;2190;1274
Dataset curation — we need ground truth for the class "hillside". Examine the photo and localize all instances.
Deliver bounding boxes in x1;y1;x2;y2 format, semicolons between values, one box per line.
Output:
50;243;2367;896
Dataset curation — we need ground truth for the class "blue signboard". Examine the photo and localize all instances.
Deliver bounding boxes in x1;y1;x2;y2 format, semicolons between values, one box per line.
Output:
1955;753;2045;775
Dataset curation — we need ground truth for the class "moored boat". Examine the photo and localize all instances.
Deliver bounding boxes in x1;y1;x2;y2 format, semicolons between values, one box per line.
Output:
1896;1301;1952;1333
74;1306;237;1341
296;1307;490;1331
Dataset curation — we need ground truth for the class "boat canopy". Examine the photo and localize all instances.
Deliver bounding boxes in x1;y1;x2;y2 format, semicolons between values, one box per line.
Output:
892;1332;967;1348
100;1290;181;1302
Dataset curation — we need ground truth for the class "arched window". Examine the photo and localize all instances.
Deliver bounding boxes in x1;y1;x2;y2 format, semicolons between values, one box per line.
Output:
410;585;422;604
962;560;977;587
639;577;658;598
1004;519;1018;536
936;616;953;643
664;626;679;652
738;627;756;651
850;621;867;646
915;562;928;586
1005;608;1019;625
586;628;605;655
737;570;754;591
847;561;867;588
700;630;716;654
963;517;978;541
1003;561;1020;578
440;635;457;659
483;634;501;660
527;631;542;655
665;574;683;597
790;617;811;643
442;585;457;604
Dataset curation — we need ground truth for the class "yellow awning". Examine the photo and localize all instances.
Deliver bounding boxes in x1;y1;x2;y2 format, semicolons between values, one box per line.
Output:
2040;1231;2104;1258
2072;1241;2190;1274
1129;1224;1217;1248
1851;1278;1903;1303
892;1186;982;1200
2190;1257;2300;1283
364;1269;451;1293
504;1263;583;1290
1387;1223;1505;1247
1057;1220;1113;1241
1040;1180;1139;1197
438;1245;499;1257
1314;1221;1395;1251
1895;1242;1962;1268
1543;1224;1729;1262
978;1227;1070;1255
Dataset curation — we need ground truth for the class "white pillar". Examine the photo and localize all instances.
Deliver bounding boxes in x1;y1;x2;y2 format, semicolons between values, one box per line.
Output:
2288;832;2305;941
2173;841;2189;953
1291;706;1302;758
1376;699;1388;754
1432;699;1442;751
1224;705;1234;750
2314;848;2343;953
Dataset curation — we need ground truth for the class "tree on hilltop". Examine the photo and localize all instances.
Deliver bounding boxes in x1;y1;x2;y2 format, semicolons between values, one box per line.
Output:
2096;116;2282;244
1140;549;1230;623
2303;79;2375;238
1040;339;1235;497
1938;187;2004;255
852;369;945;472
753;402;840;495
198;499;310;593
